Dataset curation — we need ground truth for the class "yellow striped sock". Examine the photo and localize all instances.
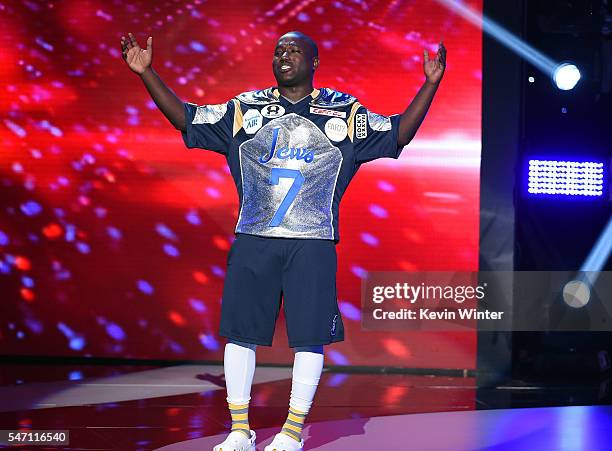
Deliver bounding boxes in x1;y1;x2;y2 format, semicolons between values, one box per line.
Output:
228;402;250;438
280;407;307;442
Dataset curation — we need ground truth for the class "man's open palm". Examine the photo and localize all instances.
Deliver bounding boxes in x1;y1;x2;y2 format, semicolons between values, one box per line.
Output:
121;33;152;75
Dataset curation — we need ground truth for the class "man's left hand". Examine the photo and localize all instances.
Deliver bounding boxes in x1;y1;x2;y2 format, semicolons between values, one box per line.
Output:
424;42;446;85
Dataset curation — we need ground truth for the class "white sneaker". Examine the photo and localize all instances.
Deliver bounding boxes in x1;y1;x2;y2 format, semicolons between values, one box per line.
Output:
264;433;304;451
213;430;256;451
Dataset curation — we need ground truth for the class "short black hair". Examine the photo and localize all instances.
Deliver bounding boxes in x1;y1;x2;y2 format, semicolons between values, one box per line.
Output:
279;31;319;57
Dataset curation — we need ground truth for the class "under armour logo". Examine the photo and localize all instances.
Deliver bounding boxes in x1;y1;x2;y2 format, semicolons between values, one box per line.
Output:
261;104;286;118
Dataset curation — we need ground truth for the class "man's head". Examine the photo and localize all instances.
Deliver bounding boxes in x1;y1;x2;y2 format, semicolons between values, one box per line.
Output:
272;31;319;88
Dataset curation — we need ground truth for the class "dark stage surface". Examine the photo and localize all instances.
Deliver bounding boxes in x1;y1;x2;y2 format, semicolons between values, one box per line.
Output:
1;362;611;450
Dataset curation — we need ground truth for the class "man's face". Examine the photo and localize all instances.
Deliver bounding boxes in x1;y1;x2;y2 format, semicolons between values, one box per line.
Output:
272;36;318;87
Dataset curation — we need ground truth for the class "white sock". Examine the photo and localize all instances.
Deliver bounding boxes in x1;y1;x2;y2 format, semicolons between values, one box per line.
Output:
224;342;256;405
289;351;324;412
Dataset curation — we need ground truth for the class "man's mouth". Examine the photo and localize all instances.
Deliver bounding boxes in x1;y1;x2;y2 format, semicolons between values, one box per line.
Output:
279;63;293;74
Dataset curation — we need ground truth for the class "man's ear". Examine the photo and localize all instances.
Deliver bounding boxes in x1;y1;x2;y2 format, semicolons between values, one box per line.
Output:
313;57;319;71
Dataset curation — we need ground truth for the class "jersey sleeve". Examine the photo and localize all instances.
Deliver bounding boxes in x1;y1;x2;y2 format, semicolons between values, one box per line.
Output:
353;106;403;163
181;100;234;155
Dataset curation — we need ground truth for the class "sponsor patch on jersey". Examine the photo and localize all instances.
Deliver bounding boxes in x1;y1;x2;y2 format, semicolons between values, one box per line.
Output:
310;107;347;119
243;109;263;134
355;113;367;139
324;117;348;142
261;104;285;118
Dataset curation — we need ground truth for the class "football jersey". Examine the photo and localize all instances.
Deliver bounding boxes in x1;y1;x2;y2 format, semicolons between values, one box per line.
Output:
181;87;403;241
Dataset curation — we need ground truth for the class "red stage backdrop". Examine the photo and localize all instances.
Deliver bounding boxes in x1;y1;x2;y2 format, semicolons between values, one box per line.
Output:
0;0;482;369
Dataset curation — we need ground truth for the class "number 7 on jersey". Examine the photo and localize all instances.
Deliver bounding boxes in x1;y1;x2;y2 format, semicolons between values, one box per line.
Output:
268;168;305;227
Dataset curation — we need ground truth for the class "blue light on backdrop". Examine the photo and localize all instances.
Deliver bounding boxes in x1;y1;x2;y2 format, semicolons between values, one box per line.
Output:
527;159;605;197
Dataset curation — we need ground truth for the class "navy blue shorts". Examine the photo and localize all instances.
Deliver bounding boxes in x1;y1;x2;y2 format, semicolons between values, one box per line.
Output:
219;233;344;347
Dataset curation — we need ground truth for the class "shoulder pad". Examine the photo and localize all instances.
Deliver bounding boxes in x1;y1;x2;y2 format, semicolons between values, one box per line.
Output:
311;88;357;108
235;88;280;105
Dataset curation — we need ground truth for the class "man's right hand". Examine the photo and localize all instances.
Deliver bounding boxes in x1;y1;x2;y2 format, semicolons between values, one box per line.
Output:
121;32;152;75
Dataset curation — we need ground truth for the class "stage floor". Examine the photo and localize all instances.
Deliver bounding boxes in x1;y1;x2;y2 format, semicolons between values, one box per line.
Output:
0;362;611;450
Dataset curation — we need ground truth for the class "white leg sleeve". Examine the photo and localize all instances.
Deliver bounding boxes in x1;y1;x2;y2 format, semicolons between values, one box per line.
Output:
224;342;256;405
289;351;324;412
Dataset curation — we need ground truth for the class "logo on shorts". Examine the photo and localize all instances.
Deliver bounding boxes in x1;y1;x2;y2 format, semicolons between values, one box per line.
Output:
330;314;338;336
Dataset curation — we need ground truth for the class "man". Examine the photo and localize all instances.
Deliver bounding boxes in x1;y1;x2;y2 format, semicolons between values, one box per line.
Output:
120;30;446;451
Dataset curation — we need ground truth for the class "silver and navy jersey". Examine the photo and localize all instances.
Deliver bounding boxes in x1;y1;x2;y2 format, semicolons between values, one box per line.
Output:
181;87;403;241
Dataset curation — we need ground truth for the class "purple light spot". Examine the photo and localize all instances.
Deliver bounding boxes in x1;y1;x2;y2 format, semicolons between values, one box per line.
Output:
57;322;74;338
126;105;139;115
210;265;225;277
35;37;54;51
25;318;43;334
106;323;126;341
69;370;83;380
104;227;121;241
17;331;25;339
137;280;154;296
163;243;180;257
82;153;95;164
155;223;177;241
69;336;85;351
327;374;348;387
24;177;36;191
0;261;10;274
5;120;26;137
378;180;395;192
190;41;207;53
297;12;310;22
360;232;379;246
327;349;349;365
94;207;107;218
351;265;368;279
186;209;201;225
0;230;9;246
339;301;361;321
146;99;156;110
20;201;42;216
205;187;220;198
189;298;207;313
21;276;34;288
169;341;184;354
76;242;90;254
369;204;388;218
12;162;23;173
127;116;140;126
57;176;70;186
199;334;219;350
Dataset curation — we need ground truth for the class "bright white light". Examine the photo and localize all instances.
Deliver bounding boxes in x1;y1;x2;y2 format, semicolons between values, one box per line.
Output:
563;280;590;308
553;63;581;90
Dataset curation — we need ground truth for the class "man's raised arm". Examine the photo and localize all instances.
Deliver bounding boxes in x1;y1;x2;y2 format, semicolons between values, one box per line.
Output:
397;42;447;147
120;33;185;131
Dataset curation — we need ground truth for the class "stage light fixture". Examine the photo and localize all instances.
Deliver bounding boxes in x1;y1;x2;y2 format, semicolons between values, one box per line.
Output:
527;159;604;197
553;63;581;90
